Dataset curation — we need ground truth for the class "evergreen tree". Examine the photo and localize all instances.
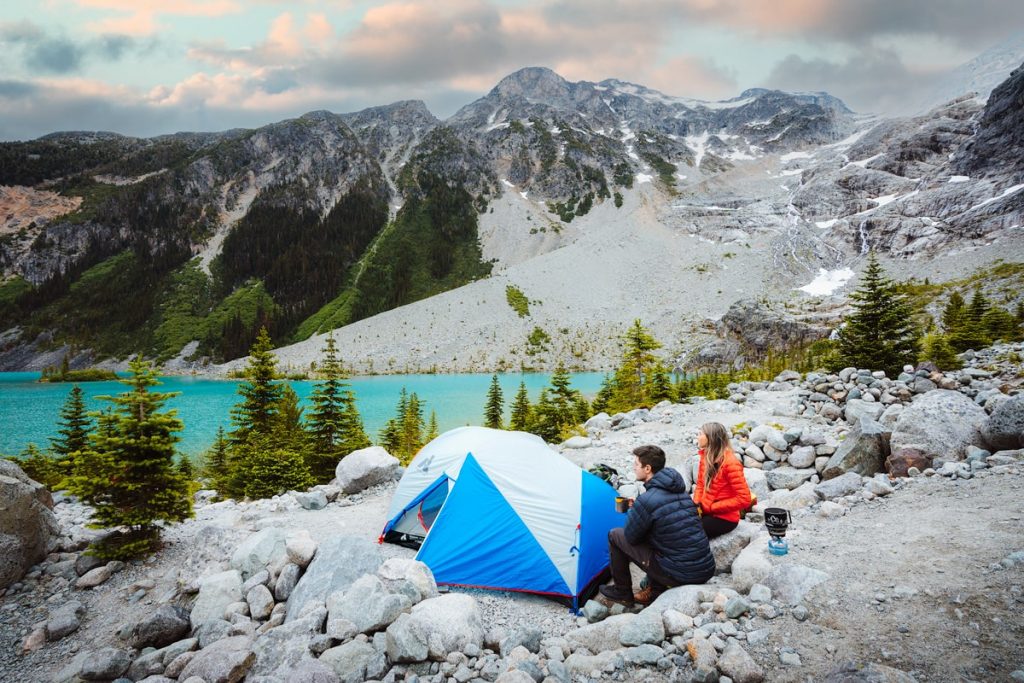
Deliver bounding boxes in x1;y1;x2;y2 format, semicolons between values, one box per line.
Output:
379;388;408;455
941;291;966;332
306;335;370;481
648;362;675;403
835;253;920;376
483;374;504;429
176;454;195;481
338;391;371;454
274;384;306;449
401;393;425;461
63;359;192;560
230;434;312;499
983;306;1019;342
509;382;532;431
229;327;282;445
590;374;615;414
51;384;92;458
919;332;962;370
529;365;587;442
204;426;230;487
613;320;662;409
425;411;439;442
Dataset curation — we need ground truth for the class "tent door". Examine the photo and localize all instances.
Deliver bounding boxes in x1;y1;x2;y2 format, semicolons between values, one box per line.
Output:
380;474;451;549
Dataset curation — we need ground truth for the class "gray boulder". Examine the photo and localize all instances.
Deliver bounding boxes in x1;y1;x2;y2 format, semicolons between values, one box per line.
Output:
0;461;60;589
983;394;1024;450
179;635;255;683
710;521;758;573
384;594;484;662
822;418;890;479
190;570;243;629
718;640;764;683
376;558;438;603
246;584;275;621
845;399;885;424
320;640;377;683
274;562;301;602
766;467;816;491
619;611;664;646
764;564;829;606
890;389;988;460
130;605;191;648
46;600;84;641
731;532;772;592
744;468;769;500
566;613;636;652
79;647;132;681
247;607;326;681
647;584;708;617
788;446;817;469
327;574;411;633
285;536;382;622
814;472;864;500
230;528;288;580
334;446;399;494
293;489;328;510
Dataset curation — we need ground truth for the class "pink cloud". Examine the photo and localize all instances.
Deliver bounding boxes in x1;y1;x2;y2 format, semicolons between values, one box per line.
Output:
76;0;242;35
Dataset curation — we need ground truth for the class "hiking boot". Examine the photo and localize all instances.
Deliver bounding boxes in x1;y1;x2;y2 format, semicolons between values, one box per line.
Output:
598;584;634;606
633;585;660;605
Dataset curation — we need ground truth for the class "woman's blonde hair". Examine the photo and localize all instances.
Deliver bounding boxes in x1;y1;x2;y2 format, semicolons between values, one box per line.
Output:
701;422;731;490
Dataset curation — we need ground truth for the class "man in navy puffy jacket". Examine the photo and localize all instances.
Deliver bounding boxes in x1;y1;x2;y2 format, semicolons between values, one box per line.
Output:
598;445;715;606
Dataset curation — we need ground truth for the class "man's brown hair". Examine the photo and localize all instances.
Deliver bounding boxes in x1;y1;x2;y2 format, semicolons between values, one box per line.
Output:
633;445;666;473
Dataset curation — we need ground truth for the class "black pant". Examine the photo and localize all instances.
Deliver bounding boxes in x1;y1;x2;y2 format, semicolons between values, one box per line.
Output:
702;515;737;538
607;527;680;592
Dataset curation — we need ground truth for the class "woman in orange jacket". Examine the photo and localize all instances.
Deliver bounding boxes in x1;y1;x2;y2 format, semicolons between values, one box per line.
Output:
692;422;752;538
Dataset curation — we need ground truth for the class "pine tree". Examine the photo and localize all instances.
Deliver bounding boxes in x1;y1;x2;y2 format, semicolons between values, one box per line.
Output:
307;334;348;477
835;253;920;376
648;362;675;403
51;384;92;459
177;454;195;481
63;359;192;560
941;291;966;332
229;327;282;445
401;393;425;462
509;382;532;431
379;388;408;455
425;411;439;442
338;391;371;454
204;426;230;487
274;384;306;448
983;306;1020;342
306;335;370;481
483;374;504;429
919;332;962;370
612;320;661;410
529;365;587;442
590;374;615;414
230;434;312;499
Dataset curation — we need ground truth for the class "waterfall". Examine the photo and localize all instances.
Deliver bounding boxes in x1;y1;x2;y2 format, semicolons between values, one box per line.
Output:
858;220;870;255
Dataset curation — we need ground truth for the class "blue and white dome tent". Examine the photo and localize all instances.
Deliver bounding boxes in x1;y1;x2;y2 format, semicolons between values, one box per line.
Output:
380;426;625;610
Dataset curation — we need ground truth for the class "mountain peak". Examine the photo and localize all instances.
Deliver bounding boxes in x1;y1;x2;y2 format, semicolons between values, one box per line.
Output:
491;66;572;100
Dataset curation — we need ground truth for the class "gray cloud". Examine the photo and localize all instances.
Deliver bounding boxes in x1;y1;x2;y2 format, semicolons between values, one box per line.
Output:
0;80;38;98
0;21;152;74
764;49;945;115
26;38;85;74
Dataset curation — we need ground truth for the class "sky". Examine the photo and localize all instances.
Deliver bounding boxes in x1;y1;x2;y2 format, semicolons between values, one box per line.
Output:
1;0;1022;141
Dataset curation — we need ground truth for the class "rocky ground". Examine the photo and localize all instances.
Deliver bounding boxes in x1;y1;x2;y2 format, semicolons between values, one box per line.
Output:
2;347;1023;683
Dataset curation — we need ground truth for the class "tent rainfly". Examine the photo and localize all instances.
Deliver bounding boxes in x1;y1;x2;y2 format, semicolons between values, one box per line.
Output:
380;426;625;609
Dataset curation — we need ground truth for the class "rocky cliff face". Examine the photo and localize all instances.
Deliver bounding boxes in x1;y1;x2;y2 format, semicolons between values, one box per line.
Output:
1;62;1023;369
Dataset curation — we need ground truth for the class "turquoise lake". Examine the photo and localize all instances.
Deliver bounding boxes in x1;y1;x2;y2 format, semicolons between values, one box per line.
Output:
0;372;605;458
